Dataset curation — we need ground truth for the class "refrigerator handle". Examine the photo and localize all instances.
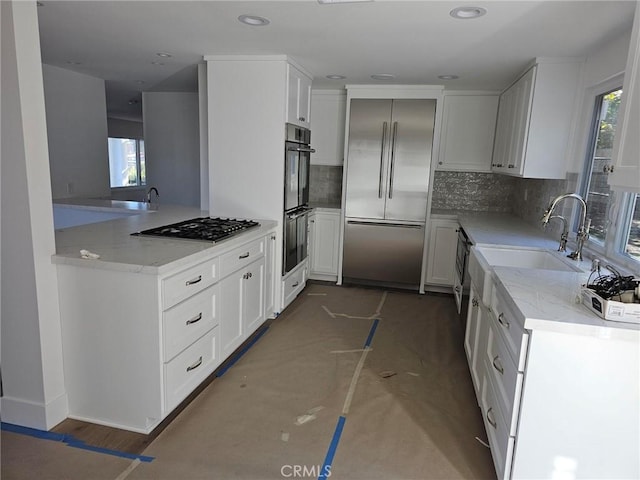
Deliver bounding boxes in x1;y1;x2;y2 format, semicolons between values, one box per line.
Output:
388;121;398;199
378;122;388;198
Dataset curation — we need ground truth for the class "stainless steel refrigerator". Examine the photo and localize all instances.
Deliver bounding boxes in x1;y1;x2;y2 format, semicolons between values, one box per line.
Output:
343;99;436;287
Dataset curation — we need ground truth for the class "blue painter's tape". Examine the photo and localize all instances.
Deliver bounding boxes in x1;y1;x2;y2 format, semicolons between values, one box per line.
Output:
1;422;154;463
2;422;68;441
318;415;346;480
363;318;379;348
216;325;269;377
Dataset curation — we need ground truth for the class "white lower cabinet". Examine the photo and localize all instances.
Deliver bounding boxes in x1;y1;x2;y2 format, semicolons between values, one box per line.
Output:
309;209;340;281
282;259;308;310
57;229;275;434
164;327;219;413
220;257;266;359
425;218;459;287
465;247;639;479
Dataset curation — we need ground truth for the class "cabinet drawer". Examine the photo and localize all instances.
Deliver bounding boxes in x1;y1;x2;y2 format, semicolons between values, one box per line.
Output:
481;373;515;480
283;264;306;308
490;286;528;370
163;284;219;362
162;257;219;310
485;318;524;437
164;327;219;413
219;237;265;278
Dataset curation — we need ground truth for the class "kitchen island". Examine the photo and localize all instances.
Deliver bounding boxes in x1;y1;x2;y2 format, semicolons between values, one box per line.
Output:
53;201;278;433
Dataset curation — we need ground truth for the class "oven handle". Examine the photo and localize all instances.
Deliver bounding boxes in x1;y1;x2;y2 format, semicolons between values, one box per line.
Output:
287;146;316;153
286;208;311;220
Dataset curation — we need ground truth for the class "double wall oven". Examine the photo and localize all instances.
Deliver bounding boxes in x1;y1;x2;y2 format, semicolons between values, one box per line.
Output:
283;123;314;275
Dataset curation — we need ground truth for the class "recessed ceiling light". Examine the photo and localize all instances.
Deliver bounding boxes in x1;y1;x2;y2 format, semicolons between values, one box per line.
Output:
450;6;487;19
151;61;165;66
326;74;347;80
371;74;395;80
66;61;82;65
438;75;459;80
156;52;172;58
238;14;270;26
135;80;146;85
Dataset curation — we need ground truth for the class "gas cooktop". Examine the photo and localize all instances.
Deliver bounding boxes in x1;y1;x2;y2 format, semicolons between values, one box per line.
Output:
132;217;260;243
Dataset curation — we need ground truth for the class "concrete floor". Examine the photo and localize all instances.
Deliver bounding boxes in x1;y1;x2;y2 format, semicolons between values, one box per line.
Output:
2;283;496;480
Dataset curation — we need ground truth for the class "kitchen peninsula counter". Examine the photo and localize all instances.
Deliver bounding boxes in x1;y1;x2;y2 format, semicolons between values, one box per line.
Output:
53;202;277;275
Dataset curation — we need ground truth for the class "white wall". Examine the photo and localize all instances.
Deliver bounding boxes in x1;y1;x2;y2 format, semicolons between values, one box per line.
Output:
43;64;110;200
143;92;200;207
1;0;67;429
107;117;143;139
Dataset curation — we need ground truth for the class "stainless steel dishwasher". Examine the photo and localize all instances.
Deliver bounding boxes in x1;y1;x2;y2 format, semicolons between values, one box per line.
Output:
454;227;472;317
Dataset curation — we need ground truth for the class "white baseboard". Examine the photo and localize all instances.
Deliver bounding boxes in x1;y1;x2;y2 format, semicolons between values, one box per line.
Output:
1;392;68;430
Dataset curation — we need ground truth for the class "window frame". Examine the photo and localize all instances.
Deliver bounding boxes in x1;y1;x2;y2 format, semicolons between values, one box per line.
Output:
578;74;639;273
107;136;146;189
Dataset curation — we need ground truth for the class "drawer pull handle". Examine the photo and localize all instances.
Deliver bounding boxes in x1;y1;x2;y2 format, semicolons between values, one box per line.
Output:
239;252;250;259
492;355;504;375
497;312;510;329
186;313;203;325
185;275;202;286
292;281;299;288
186;356;203;372
486;408;497;429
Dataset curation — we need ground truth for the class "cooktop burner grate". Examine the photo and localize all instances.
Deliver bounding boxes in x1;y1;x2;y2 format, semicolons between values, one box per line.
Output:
132;217;260;243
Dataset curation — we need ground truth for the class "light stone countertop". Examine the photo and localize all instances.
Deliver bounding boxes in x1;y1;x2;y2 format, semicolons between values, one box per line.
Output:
493;266;639;337
454;211;639;335
458;212;559;249
53;202;277;275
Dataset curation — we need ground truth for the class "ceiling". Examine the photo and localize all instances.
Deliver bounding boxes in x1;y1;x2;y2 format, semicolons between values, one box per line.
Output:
36;0;636;122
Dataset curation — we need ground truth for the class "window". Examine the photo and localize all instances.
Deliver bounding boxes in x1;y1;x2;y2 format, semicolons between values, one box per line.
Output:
581;82;639;268
108;137;145;187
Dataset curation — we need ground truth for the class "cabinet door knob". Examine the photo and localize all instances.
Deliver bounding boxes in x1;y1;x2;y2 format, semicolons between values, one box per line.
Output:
472;298;479;307
603;164;615;174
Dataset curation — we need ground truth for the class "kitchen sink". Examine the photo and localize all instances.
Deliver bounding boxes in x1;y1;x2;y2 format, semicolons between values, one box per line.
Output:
468;245;583;305
475;246;582;272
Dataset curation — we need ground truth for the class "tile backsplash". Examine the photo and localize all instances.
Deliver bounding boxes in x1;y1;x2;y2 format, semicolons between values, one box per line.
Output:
431;171;516;212
309;165;343;207
311;167;582;235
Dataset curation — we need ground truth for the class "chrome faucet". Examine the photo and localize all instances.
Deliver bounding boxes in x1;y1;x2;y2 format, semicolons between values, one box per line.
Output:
146;187;159;204
541;193;591;261
548;215;568;252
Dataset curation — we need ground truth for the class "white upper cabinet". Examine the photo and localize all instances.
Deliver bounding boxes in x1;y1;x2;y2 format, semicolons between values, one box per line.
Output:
287;63;312;128
309;90;346;165
491;58;583;179
608;3;640;193
437;94;499;172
